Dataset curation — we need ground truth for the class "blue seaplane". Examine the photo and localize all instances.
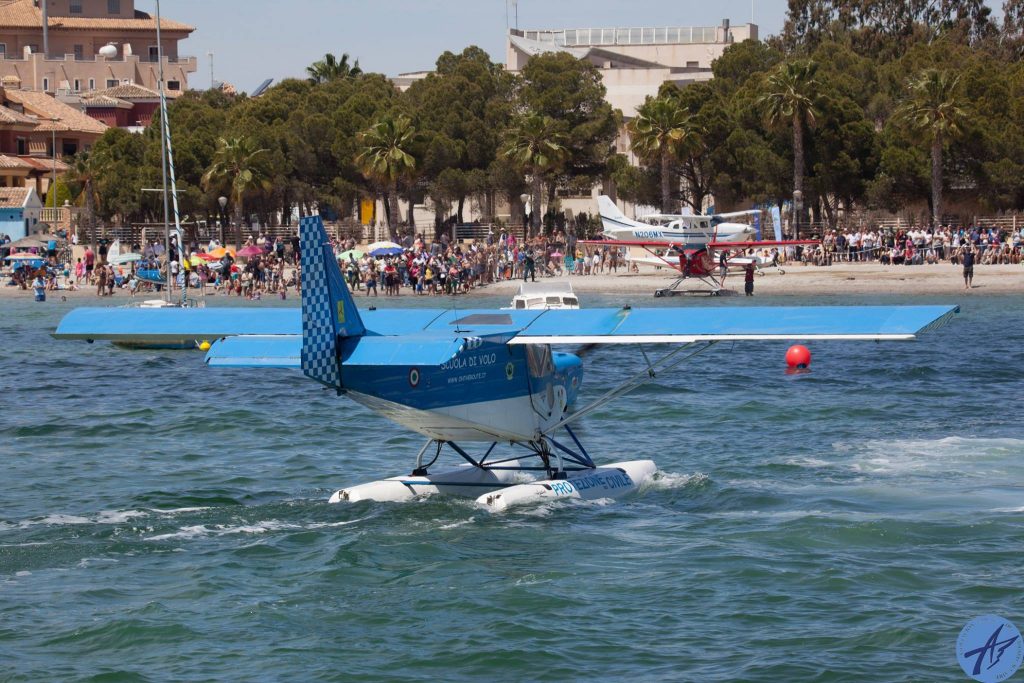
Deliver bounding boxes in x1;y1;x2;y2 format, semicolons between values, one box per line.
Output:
54;216;959;510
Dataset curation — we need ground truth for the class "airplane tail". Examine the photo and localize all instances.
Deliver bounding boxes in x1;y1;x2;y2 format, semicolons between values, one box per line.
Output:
299;214;365;391
597;195;628;222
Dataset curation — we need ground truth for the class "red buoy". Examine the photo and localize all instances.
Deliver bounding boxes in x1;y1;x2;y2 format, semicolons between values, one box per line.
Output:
786;344;811;369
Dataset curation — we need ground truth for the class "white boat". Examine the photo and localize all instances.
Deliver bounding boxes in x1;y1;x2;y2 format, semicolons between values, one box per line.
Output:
506;281;579;310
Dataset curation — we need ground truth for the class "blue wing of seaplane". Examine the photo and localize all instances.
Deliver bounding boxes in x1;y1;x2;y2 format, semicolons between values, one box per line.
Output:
53;215;958;511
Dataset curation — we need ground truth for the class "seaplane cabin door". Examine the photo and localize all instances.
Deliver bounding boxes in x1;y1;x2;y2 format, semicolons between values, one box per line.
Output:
525;344;565;421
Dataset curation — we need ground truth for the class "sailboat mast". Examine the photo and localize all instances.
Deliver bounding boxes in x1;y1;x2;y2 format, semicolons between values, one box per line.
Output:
155;0;171;300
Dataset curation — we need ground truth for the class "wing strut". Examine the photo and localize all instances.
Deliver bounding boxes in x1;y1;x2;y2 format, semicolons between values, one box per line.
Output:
543;341;718;435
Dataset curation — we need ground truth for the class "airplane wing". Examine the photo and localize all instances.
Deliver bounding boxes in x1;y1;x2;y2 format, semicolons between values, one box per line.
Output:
707;240;820;249
711;210;760;219
577;239;819;249
508;305;959;344
54;305;958;354
52;307;300;344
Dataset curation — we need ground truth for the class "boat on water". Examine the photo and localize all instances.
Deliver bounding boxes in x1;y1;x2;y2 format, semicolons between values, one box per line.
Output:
506;281;580;310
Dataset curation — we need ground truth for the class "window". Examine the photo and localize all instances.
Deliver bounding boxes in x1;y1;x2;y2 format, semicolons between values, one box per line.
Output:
42;77;49;91
70;0;82;13
88;78;95;90
0;43;6;56
16;137;26;155
167;80;180;91
63;142;78;157
686;61;699;68
106;78;118;88
108;0;121;13
73;44;83;60
73;78;81;92
149;46;159;61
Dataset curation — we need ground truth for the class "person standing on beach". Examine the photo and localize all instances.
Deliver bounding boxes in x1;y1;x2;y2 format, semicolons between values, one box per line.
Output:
744;262;755;296
719;251;728;285
96;263;107;296
961;242;976;289
523;249;536;282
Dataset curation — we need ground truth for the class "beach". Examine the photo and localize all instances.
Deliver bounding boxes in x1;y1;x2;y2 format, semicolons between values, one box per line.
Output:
6;261;1020;300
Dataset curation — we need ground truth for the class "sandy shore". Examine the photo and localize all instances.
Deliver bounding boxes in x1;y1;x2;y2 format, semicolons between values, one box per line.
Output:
2;262;1020;300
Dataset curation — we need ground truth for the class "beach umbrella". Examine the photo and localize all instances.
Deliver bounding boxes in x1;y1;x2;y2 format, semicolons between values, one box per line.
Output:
193;252;218;261
7;236;48;250
236;245;264;258
369;246;404;257
4;252;45;261
109;252;143;265
367;241;403;252
338;249;363;261
208;247;236;258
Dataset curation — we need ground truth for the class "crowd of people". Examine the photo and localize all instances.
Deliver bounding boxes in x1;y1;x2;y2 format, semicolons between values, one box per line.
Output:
334;229;631;297
798;226;1024;266
4;222;1024;298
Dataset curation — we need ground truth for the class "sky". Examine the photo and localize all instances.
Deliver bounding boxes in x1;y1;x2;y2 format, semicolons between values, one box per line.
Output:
160;0;793;92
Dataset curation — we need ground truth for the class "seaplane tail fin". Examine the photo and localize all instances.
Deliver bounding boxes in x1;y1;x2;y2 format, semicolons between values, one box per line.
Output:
597;195;628;222
299;214;364;390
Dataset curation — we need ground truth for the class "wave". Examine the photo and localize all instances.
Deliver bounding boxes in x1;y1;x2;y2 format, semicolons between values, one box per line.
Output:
794;436;1024;476
642;471;710;491
145;517;365;542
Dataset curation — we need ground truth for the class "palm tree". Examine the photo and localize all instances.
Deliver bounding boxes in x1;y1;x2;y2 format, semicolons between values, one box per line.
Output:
65;151;103;250
355;114;418;240
200;136;270;247
628;96;699;213
306;53;362;84
759;60;820;238
896;69;966;228
502;113;568;235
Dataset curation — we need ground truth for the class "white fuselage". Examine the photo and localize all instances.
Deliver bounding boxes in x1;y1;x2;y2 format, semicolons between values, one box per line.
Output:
601;214;755;247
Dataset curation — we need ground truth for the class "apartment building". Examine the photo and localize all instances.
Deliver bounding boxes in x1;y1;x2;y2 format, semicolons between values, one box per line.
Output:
0;0;195;95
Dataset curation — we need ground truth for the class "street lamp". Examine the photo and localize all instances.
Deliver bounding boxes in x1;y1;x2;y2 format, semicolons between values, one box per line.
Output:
218;195;227;245
520;192;530;238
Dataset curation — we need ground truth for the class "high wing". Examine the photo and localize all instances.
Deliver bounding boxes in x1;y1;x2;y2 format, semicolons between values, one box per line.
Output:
506;305;959;344
711;209;760;220
53;307;301;344
706;240;820;249
55;304;958;363
578;239;818;249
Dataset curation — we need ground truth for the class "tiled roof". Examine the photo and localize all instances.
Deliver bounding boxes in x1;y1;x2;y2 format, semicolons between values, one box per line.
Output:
0;153;31;169
81;94;130;108
18;156;69;172
0;103;39;125
3;89;107;134
0;0;193;32
0;186;32;206
86;83;161;100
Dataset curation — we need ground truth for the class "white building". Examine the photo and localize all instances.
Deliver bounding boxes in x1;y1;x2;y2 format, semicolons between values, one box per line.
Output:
506;20;758;117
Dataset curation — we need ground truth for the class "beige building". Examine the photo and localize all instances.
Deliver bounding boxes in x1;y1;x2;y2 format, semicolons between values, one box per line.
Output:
506;21;758;117
0;0;194;96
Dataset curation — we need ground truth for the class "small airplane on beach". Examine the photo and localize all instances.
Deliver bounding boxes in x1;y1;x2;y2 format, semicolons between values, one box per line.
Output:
597;195;761;246
593;197;817;295
53;216;958;510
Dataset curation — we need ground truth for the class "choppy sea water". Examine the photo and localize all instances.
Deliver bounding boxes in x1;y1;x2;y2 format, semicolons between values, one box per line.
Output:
1;290;1022;682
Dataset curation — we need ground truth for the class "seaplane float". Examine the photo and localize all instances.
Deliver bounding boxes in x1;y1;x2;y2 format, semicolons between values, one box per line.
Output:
54;216;958;511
